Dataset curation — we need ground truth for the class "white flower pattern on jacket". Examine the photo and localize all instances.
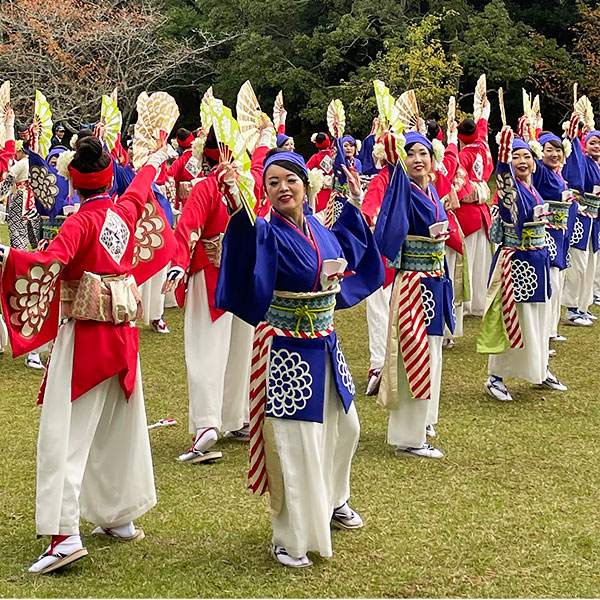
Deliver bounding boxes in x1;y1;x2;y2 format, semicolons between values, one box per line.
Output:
335;339;355;395
545;232;557;262
29;165;59;211
420;285;436;327
133;201;165;267
570;220;584;245
510;259;538;302
267;348;313;417
99;209;130;264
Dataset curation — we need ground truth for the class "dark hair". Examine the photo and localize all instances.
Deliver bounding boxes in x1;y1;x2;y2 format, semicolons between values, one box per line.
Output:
17;124;28;133
74;128;95;150
203;127;218;167
405;142;433;158
425;120;441;141
315;132;328;144
539;130;563;151
457;118;477;137
70;136;112;198
176;128;192;142
264;147;308;185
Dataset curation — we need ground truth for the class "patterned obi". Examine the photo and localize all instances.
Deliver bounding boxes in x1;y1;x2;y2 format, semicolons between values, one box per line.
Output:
333;181;349;196
502;221;546;249
178;181;193;201
265;287;338;336
61;272;142;324
545;200;571;230
579;192;600;218
201;233;224;268
41;215;67;240
390;235;447;274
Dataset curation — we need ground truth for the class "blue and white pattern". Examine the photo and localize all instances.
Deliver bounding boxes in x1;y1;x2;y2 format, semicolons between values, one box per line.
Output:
335;340;355;395
99;209;129;264
267;348;313;417
420;284;436;327
571;220;584;246
511;259;538;302
545;232;557;262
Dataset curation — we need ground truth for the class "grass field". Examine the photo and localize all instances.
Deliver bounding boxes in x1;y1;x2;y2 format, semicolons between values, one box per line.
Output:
1;222;600;598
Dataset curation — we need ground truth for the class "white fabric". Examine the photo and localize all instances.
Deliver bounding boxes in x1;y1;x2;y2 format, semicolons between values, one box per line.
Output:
0;312;8;348
139;264;168;325
595;248;600;298
387;335;443;448
270;361;360;559
164;289;178;309
445;247;464;338
563;241;596;312
488;301;549;384
313;209;326;225
365;284;392;370
36;321;156;535
549;266;566;338
462;228;492;317
184;271;252;434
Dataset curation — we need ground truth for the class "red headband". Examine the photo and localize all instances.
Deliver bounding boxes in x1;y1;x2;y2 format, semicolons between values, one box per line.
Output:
203;146;220;162
436;128;444;141
315;134;330;149
458;132;477;144
179;133;195;149
69;162;113;189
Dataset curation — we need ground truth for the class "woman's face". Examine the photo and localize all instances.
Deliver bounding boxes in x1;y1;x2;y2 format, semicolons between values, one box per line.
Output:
282;138;295;152
512;148;534;181
542;142;563;169
265;164;305;220
405;143;432;180
343;141;356;159
586;136;600;160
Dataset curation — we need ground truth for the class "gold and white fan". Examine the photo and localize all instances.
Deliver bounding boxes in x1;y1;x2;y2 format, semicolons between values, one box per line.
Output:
327;99;345;139
574;95;595;131
272;91;284;131
0;81;10;146
473;74;487;122
33;90;53;157
132;91;180;170
395;90;422;133
200;86;214;129
236;80;262;153
447;95;456;125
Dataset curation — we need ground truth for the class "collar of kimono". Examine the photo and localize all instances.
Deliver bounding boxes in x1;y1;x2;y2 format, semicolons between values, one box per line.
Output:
69;162;113;189
79;193;112;209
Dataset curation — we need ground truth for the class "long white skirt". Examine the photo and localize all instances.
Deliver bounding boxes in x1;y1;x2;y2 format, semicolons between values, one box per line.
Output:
595;248;600;298
488;301;549;384
387;335;443;448
549;267;566;338
445;247;464;338
270;361;360;558
462;228;492;317
365;284;392;371
184;271;252;434
139;265;168;325
0;312;8;349
563;240;596;312
36;321;156;535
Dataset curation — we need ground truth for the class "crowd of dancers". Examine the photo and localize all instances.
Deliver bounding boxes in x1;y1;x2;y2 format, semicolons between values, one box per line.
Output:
0;75;599;573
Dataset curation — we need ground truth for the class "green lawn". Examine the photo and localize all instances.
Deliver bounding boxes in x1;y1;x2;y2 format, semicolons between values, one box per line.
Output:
1;221;600;597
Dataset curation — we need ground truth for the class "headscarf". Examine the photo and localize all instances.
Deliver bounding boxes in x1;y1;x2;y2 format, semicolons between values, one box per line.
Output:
511;137;533;154
276;133;291;148
538;133;562;147
404;131;433;152
263;151;308;182
584;130;600;143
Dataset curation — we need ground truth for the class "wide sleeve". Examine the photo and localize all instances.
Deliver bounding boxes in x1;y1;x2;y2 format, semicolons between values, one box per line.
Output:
114;164;158;228
215;210;278;326
250;145;268;201
362;170;387;226
374;164;411;261
562;139;585;194
495;159;528;238
331;202;384;309
476;118;489;144
442;143;459;180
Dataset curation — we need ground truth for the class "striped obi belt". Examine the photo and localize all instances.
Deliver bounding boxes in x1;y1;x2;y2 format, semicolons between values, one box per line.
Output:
61;272;142;324
389;235;447;402
545;201;571;230
248;287;338;496
579;192;600;219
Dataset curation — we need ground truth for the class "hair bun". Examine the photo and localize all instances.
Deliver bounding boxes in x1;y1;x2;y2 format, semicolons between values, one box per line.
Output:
77;136;103;161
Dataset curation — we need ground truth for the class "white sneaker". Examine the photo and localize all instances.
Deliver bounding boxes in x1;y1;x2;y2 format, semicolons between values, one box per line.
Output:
26;352;45;370
594;296;600;306
151;318;170;334
425;424;436;437
28;535;88;574
548;349;556;357
484;376;513;402
542;370;567;392
395;443;444;458
271;545;312;568
549;334;567;342
331;502;364;530
223;425;250;441
585;311;598;321
365;368;382;396
91;522;145;541
565;308;593;326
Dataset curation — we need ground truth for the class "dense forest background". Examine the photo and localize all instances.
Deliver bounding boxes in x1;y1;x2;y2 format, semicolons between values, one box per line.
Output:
1;0;599;145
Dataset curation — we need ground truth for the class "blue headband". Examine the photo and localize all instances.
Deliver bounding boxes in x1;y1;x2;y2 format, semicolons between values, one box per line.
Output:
404;131;432;151
276;134;290;147
340;135;357;146
512;137;533;153
46;147;66;161
585;130;600;143
263;151;308;179
538;133;562;147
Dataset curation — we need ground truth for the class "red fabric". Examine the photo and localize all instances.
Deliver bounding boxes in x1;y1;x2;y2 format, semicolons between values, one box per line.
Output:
362;167;389;227
204;147;220;162
250;145;270;217
171;173;230;321
69;162;113;189
179;133;195;149
306;148;334;213
454;202;491;237
0;139;15;173
431;143;459;199
458;131;477;144
445;210;463;254
277;123;286;135
110;134;129;167
166;149;195;207
1;164;159;402
154;163;167;186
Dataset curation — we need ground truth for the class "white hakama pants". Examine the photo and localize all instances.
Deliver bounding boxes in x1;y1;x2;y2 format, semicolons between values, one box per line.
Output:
445;247;464;338
36;321;156;535
462;228;492;317
563;241;596;313
270;362;360;558
488;301;550;384
366;284;392;371
0;312;8;349
139;265;168;325
184;271;252;434
387;335;443;448
549;267;566;338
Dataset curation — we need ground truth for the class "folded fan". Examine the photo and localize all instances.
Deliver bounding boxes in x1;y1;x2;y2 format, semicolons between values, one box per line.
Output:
33;90;53;158
327;99;345;139
272;91;284;131
0;81;10;146
100;89;121;152
473;74;487;122
236;80;262;153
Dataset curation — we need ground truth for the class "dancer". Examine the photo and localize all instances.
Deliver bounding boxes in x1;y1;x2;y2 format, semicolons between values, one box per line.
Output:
0;135;167;574
216;148;383;567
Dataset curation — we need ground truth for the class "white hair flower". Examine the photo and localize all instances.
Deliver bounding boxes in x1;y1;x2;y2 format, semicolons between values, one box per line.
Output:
308;167;324;196
170;138;179;151
431;139;445;165
562;138;572;159
70;134;78;149
529;140;543;160
355;139;362;153
191;137;206;161
56;150;75;179
372;141;387;162
311;133;318;143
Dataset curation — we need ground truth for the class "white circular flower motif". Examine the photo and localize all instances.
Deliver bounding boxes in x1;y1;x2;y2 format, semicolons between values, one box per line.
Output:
9;261;62;338
510;259;538;302
29;165;59;210
545;232;557;262
267;348;313;417
335;340;355;395
420;284;436;327
571;220;584;245
133;201;165;266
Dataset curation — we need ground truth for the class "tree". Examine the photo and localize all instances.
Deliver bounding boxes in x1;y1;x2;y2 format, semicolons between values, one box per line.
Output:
0;0;228;131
